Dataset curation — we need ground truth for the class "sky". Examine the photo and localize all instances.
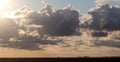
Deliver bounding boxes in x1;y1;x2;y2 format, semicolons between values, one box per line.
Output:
1;0;95;14
0;0;120;57
0;0;120;15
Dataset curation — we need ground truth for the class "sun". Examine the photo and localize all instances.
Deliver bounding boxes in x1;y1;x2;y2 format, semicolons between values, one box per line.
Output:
0;0;10;8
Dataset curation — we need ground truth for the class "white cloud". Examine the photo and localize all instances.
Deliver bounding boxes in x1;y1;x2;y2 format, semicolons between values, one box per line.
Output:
95;0;120;7
40;0;48;5
95;0;108;7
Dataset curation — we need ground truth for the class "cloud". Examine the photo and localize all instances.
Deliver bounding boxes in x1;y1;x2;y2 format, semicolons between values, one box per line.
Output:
95;0;120;7
41;0;46;4
93;40;120;48
0;4;81;50
95;0;108;7
0;2;120;52
19;4;80;36
40;0;48;5
82;4;120;31
0;18;19;40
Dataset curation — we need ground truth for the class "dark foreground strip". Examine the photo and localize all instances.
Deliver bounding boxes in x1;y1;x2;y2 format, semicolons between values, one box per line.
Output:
0;57;119;62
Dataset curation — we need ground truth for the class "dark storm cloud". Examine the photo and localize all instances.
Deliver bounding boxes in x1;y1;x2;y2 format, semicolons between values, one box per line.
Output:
14;4;80;36
93;40;120;48
0;18;19;40
82;4;120;31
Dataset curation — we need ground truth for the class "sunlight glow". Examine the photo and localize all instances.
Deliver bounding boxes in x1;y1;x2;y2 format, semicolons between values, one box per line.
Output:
0;0;10;8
